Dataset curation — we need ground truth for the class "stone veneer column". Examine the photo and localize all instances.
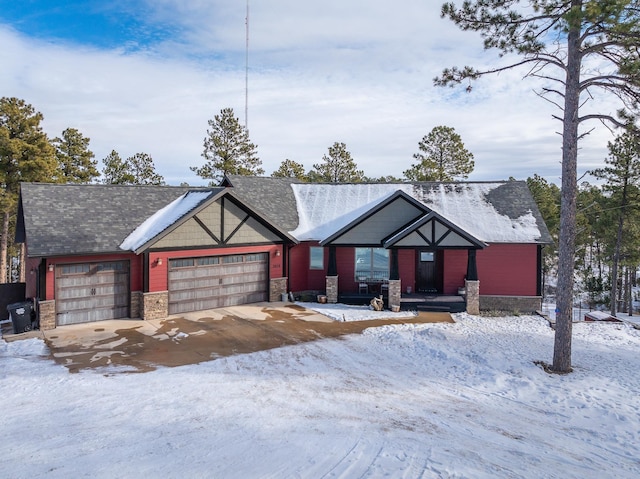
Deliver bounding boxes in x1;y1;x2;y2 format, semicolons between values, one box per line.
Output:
142;291;169;320
130;291;142;319
38;300;56;330
326;276;338;304
465;279;480;315
388;279;401;310
270;277;288;302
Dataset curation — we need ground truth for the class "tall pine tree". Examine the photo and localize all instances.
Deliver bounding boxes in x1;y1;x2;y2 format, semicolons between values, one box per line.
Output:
436;0;640;373
310;142;365;183
192;108;263;185
404;126;474;181
0;97;57;282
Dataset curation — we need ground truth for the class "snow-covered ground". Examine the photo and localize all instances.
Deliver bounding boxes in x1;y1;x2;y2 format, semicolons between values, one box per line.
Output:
1;309;639;478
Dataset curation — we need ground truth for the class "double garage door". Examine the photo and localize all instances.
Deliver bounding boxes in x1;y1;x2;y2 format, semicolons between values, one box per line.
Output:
169;253;268;315
56;261;130;326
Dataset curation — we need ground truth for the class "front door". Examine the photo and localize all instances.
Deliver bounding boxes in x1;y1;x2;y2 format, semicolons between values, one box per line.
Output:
416;250;440;293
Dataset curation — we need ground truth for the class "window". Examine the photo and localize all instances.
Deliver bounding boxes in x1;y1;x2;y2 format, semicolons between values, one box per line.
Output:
61;264;90;275
245;253;268;262
197;257;219;266
169;258;195;268
222;255;243;264
355;248;389;281
420;251;435;262
310;247;324;270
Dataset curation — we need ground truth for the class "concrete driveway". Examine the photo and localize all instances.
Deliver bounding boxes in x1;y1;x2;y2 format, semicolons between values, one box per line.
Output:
6;302;453;373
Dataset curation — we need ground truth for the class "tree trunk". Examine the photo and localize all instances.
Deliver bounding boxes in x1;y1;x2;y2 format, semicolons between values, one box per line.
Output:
629;266;634;317
610;207;625;316
552;5;581;373
18;242;26;283
0;210;8;284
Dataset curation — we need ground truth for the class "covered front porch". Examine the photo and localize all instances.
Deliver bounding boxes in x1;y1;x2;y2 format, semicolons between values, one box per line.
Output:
339;290;467;313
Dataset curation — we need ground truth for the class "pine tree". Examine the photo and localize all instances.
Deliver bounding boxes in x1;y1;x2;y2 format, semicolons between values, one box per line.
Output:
192;108;263;184
52;127;99;183
436;0;640;373
0;97;57;282
591;131;640;316
101;150;135;185
271;159;308;181
101;150;165;185
310;142;365;183
404;126;474;181
127;153;165;185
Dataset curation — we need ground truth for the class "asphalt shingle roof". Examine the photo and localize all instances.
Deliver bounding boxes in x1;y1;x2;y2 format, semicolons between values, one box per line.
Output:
18;183;199;257
19;177;552;258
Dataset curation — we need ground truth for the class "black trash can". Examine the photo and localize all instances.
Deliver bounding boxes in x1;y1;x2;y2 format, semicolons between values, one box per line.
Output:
7;301;33;334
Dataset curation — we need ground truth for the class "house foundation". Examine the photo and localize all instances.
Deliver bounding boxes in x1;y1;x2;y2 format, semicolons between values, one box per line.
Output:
269;277;288;302
142;291;169;320
465;279;480;315
388;279;401;310
325;276;338;303
38;300;56;331
480;295;542;313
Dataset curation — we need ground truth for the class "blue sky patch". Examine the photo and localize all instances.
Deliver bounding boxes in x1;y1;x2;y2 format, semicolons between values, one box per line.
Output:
0;1;176;51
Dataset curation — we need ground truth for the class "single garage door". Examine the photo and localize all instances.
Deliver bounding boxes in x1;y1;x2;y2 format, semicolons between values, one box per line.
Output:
169;253;268;315
56;261;130;326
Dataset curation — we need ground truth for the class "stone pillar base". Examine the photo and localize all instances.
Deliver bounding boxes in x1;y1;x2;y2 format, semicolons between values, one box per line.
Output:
465;279;480;315
38;300;56;330
142;291;169;320
326;276;338;303
388;279;401;310
270;277;288;302
130;291;142;319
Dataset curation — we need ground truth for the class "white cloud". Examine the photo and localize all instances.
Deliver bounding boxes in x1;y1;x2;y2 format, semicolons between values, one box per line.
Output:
0;2;619;185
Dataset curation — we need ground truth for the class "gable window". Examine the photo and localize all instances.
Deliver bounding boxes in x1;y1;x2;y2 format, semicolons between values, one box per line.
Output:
355;248;389;281
310;247;324;270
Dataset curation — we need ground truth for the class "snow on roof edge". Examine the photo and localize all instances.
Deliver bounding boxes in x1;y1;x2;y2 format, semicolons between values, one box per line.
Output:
120;191;214;252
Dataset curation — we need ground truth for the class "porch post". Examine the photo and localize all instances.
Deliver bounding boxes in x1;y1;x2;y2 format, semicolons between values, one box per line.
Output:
466;248;479;314
466;249;478;281
327;246;337;276
388;249;401;311
389;248;399;280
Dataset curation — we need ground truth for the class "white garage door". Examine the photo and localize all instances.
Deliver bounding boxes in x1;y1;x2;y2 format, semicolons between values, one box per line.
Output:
56;261;130;326
168;253;268;315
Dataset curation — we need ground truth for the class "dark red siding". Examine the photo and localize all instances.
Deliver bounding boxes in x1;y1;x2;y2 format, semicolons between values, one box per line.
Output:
398;249;416;294
443;250;468;294
286;242;540;297
476;244;538;295
442;244;538;296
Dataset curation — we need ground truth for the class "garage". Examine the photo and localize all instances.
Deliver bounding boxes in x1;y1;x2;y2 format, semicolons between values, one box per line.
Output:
168;253;269;314
56;261;130;326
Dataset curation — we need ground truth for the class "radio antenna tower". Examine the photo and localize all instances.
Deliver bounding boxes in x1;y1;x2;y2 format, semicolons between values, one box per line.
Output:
245;0;249;132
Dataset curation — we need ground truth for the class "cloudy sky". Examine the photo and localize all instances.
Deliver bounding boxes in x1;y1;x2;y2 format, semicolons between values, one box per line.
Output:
0;1;620;185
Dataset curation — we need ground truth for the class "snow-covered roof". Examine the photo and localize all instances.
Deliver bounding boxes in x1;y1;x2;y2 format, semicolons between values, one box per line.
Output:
289;182;548;244
120;190;215;252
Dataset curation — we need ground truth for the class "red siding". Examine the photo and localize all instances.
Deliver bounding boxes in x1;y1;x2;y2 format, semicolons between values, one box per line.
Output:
443;250;468;294
476;244;538;295
149;245;283;292
442;244;538;296
286;242;539;297
336;247;356;293
288;243;311;291
398;249;416;294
